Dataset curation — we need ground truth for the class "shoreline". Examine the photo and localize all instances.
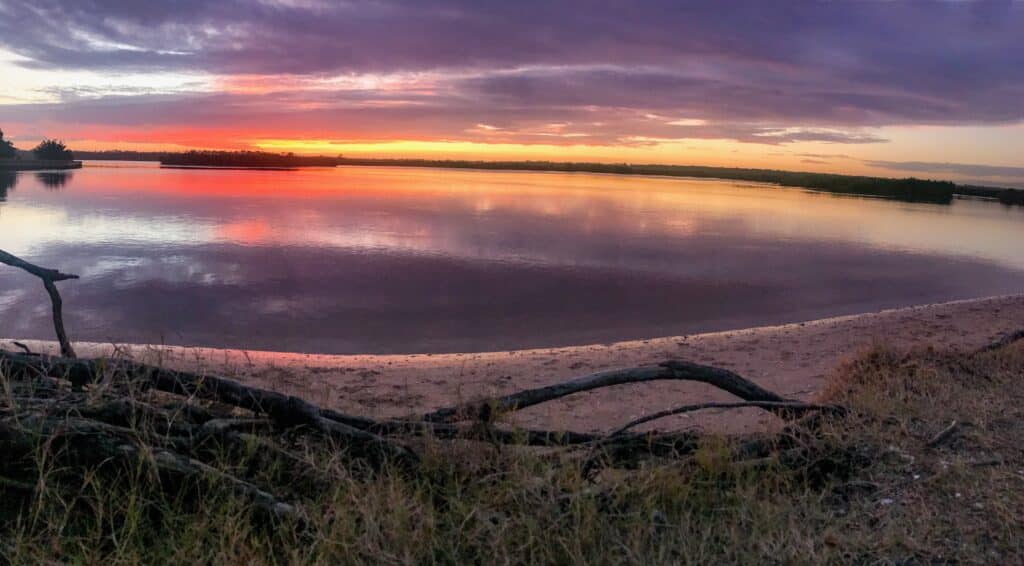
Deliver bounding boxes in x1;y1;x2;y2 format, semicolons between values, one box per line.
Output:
5;294;1023;433
75;155;1023;202
0;159;82;171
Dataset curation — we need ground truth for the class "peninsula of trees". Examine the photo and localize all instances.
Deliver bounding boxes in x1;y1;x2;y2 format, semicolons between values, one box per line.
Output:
0;129;81;171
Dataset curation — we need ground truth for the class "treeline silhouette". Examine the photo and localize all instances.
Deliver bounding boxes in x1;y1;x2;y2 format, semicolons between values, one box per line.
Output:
74;150;340;168
70;151;1023;206
32;139;73;160
338;158;968;204
0;171;16;200
958;185;1024;206
0;128;16;159
162;151;340;168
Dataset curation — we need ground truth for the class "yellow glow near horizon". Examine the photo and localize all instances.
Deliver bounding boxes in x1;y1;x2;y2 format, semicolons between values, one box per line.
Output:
253;137;761;163
250;137;887;176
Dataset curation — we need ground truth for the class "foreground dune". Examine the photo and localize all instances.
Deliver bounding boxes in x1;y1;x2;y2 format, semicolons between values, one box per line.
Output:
5;294;1023;434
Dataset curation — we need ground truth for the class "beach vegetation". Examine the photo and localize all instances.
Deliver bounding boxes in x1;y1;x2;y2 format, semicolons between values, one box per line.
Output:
1;338;1021;563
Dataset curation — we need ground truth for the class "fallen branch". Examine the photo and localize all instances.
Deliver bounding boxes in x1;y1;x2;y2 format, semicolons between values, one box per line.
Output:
0;350;418;468
425;360;790;423
0;249;78;358
611;401;846;436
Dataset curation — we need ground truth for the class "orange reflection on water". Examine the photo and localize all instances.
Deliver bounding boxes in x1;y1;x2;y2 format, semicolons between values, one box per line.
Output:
57;163;1024;270
3;162;1023;353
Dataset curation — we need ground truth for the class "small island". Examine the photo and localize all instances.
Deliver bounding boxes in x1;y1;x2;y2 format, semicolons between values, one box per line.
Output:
0;129;82;171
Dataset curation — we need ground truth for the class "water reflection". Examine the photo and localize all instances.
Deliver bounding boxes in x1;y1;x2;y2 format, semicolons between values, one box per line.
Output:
1;163;1022;353
35;171;73;190
0;171;16;200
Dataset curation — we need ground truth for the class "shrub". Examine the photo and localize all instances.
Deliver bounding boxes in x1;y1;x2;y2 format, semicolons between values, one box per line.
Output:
0;128;17;159
32;139;73;160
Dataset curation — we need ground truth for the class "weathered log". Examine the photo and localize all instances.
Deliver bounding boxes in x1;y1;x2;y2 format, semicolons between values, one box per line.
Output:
0;349;603;449
0;350;418;468
425;360;790;423
0;249;78;358
2;349;835;453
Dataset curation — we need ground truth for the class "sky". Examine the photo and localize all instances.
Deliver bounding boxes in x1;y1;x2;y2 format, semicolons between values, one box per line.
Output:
1;0;1023;186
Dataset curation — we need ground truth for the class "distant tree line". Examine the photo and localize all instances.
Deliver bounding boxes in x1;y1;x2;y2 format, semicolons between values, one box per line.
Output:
0;129;16;159
0;171;15;199
335;158;969;204
28;143;1024;206
328;158;1018;206
0;128;75;161
160;150;342;168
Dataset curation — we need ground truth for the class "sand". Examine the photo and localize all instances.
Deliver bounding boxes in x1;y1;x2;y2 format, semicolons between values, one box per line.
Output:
4;294;1023;435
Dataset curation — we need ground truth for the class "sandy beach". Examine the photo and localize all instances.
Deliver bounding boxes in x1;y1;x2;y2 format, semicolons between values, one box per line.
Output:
5;294;1023;435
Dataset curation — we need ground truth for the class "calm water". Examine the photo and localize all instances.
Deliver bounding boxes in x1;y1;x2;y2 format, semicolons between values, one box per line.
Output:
1;163;1022;354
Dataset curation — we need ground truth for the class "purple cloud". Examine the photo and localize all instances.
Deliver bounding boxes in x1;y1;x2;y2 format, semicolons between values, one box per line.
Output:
1;1;1023;146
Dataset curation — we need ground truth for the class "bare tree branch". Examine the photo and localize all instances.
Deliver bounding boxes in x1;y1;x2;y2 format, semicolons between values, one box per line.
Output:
424;360;789;423
0;248;78;358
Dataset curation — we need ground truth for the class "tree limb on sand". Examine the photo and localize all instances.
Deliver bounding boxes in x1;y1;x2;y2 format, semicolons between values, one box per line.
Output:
424;360;791;424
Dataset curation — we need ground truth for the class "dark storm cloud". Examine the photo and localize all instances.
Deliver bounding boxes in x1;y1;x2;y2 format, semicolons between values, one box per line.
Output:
1;0;1023;144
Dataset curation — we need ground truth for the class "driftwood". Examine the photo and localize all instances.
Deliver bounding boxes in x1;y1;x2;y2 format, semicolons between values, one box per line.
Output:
0;249;78;358
425;360;792;423
0;349;418;468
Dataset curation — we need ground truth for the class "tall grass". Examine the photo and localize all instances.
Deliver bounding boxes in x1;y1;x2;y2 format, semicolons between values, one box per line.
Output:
2;341;1023;563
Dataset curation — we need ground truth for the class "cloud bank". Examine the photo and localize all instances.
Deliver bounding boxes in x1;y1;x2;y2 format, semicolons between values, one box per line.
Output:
1;0;1023;148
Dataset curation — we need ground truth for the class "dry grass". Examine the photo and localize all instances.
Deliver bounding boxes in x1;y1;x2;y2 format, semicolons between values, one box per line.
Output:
1;341;1023;564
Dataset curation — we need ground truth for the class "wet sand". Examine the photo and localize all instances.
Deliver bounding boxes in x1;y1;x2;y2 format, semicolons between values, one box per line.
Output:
5;294;1023;435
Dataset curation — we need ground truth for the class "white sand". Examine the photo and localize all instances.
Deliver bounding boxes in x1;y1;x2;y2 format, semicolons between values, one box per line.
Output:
5;294;1023;435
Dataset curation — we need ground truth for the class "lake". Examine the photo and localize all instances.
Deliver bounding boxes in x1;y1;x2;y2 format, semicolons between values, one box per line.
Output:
1;163;1022;354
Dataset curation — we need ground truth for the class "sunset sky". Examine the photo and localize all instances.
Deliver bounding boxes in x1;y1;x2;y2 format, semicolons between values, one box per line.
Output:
1;1;1023;186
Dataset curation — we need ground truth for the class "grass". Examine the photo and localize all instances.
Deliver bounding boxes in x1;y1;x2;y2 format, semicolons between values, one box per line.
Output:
1;341;1022;564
